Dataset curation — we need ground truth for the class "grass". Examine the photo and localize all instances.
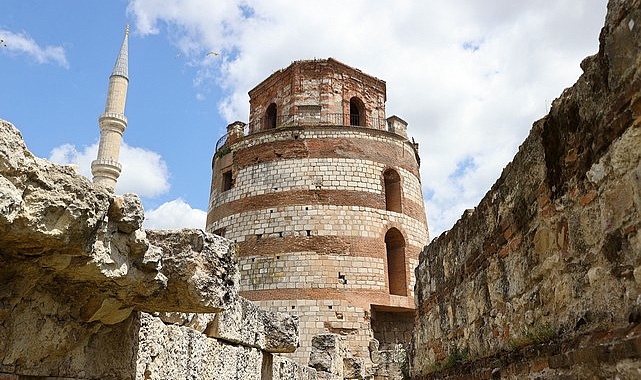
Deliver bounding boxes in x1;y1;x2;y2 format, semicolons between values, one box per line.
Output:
215;146;232;159
509;322;557;349
430;346;469;372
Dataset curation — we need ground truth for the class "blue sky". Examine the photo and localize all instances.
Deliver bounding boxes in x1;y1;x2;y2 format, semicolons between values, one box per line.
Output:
0;0;608;237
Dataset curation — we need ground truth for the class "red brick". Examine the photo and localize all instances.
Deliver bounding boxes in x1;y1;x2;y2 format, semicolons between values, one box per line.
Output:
579;189;597;206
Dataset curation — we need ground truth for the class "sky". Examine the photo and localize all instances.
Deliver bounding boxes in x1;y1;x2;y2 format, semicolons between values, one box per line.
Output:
0;0;608;238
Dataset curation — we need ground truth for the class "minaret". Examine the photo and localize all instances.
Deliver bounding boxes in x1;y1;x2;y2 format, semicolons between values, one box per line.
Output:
91;25;129;192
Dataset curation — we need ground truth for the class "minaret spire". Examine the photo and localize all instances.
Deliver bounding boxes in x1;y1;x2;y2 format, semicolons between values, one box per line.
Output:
91;25;129;192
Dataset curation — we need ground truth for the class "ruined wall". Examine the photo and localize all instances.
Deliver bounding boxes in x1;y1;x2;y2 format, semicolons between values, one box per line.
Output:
412;0;641;378
0;119;303;379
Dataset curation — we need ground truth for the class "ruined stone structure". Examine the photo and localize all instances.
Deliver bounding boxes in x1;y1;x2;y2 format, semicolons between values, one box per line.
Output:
3;0;641;377
412;0;641;378
0;119;305;379
207;58;428;372
0;29;309;380
91;25;129;192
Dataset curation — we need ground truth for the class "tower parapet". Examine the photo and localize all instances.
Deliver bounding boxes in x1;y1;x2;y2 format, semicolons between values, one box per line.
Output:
207;58;428;371
91;26;129;192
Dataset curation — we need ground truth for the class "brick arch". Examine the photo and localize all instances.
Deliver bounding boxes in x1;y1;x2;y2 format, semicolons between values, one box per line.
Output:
383;168;402;213
265;103;277;130
385;227;407;296
349;97;365;126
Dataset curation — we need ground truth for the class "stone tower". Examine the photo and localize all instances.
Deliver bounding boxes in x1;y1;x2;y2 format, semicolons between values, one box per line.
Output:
91;26;129;192
207;58;428;370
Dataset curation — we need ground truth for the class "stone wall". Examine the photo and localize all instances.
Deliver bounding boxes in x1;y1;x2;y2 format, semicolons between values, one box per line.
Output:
411;0;641;378
240;253;388;292
0;119;303;379
208;127;423;215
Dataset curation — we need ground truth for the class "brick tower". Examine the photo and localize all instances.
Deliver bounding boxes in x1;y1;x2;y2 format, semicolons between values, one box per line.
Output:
207;58;428;371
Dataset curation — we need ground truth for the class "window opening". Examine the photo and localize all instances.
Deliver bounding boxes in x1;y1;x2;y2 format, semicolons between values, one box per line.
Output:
222;170;233;192
349;97;364;126
265;103;277;129
383;169;402;212
385;228;407;296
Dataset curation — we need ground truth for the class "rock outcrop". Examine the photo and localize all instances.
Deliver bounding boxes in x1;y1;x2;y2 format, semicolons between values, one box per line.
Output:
0;119;301;379
412;0;641;378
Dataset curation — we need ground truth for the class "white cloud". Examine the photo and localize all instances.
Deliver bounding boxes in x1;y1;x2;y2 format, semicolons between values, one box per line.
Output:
49;141;170;197
0;29;69;68
49;143;207;230
127;0;608;238
144;198;207;229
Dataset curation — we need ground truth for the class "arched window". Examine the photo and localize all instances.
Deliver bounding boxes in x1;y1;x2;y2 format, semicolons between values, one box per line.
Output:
265;103;277;129
349;97;365;126
385;228;407;296
383;169;402;212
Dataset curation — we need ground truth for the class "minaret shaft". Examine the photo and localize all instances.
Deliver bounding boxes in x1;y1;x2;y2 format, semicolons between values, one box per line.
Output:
92;26;129;192
105;76;128;114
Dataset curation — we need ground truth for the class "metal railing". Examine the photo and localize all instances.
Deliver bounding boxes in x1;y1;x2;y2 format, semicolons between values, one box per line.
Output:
215;133;227;152
248;113;387;131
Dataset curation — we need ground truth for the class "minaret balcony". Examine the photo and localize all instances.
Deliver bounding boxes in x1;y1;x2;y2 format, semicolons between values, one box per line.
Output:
91;158;122;176
99;112;128;132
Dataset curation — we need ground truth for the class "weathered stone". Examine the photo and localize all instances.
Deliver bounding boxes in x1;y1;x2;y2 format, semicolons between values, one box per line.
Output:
136;312;265;380
373;344;408;380
412;0;641;378
342;357;365;379
0;118;300;379
206;296;299;353
107;194;144;234
308;334;345;377
156;296;299;353
273;355;318;380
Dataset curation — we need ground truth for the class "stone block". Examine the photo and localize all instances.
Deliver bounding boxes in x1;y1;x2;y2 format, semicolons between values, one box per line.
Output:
205;297;299;353
137;312;265;380
272;355;319;380
308;334;345;377
343;357;365;379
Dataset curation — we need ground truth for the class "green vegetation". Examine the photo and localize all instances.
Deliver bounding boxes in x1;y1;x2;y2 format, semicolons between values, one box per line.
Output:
430;346;469;372
215;146;232;159
509;322;557;349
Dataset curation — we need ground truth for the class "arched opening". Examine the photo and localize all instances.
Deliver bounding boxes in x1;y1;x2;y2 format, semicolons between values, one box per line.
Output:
383;169;402;212
385;228;407;296
265;103;277;129
349;97;365;126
